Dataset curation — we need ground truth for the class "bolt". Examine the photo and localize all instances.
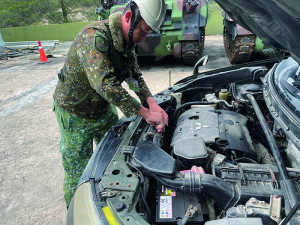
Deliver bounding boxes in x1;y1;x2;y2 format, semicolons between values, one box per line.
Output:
260;201;265;205
251;200;256;204
274;195;279;198
126;184;131;188
272;214;277;218
109;182;113;186
108;191;114;196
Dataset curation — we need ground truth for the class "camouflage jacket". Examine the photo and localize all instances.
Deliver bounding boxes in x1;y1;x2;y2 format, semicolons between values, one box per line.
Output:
53;12;152;118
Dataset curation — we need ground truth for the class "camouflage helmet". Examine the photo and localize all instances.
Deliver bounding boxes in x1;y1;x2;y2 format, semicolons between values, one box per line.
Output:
133;0;166;33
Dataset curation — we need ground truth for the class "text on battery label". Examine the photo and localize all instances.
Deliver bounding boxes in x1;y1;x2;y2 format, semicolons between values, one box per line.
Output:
159;196;172;218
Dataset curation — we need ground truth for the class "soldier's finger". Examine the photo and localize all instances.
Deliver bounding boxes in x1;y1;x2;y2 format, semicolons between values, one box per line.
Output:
161;113;166;127
163;112;168;125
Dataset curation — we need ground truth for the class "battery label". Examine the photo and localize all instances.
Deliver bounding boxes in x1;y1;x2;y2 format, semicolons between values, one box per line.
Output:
159;196;172;218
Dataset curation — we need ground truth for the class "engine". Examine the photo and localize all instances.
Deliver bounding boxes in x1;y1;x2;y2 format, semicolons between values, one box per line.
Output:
131;85;291;225
171;106;256;169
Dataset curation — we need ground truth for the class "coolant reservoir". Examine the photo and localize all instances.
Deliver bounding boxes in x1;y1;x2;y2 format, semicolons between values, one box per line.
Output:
219;89;229;101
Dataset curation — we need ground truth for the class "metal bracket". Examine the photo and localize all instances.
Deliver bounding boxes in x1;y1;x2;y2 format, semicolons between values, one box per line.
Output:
99;190;116;200
120;146;135;154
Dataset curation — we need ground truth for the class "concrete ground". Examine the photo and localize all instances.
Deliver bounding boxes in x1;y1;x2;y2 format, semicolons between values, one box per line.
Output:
0;35;231;225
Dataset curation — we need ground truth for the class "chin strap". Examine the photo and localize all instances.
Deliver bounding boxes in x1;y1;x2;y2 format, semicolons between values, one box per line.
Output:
128;2;141;47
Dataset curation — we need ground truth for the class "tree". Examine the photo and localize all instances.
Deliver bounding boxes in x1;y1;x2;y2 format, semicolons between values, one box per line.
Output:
0;0;38;28
58;0;69;22
0;0;97;28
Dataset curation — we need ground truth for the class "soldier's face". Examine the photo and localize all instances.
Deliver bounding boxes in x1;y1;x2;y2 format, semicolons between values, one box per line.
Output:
132;20;153;43
122;11;152;44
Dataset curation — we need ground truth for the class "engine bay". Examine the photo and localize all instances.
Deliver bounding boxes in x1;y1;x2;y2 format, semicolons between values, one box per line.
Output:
130;89;285;224
96;60;300;225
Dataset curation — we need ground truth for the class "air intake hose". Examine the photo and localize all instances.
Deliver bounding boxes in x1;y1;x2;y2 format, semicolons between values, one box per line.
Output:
151;172;238;210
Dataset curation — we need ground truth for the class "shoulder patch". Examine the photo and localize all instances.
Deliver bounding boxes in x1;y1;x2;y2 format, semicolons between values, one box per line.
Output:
94;30;109;52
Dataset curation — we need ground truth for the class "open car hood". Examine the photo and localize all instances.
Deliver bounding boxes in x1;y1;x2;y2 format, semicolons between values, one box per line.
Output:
215;0;300;63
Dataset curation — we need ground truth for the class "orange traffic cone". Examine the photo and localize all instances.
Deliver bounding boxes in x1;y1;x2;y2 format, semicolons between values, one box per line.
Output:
38;41;48;63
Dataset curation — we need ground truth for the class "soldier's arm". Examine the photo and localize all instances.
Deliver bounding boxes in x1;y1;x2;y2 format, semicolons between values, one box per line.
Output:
82;48;141;117
130;51;152;102
131;51;168;127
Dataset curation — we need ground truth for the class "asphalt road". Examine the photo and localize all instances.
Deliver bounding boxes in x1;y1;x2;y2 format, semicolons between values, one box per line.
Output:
0;35;231;224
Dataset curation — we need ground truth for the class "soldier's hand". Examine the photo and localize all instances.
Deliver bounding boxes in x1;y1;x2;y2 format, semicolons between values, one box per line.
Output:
136;106;167;130
146;97;168;126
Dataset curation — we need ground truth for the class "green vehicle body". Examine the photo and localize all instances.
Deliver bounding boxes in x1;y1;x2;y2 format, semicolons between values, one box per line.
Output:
96;0;208;65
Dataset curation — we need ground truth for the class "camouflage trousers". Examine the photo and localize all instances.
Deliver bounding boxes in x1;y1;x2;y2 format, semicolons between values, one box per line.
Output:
53;103;118;206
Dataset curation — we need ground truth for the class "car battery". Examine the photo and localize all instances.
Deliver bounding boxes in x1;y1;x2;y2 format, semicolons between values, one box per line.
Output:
156;184;203;224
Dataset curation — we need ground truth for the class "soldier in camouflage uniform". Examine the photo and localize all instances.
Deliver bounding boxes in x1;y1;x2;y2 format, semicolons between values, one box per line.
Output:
53;0;167;206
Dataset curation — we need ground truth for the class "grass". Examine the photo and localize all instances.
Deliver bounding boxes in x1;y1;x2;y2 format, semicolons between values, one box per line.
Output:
0;1;224;42
206;1;223;35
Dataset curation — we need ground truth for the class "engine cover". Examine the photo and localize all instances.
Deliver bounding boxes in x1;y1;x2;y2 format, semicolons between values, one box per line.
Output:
171;106;256;159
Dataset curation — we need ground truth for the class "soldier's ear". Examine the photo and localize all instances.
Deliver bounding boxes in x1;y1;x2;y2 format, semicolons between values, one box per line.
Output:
124;11;132;23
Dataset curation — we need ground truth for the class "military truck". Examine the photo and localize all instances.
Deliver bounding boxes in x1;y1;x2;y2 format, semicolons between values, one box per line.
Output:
222;10;285;64
96;0;208;66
